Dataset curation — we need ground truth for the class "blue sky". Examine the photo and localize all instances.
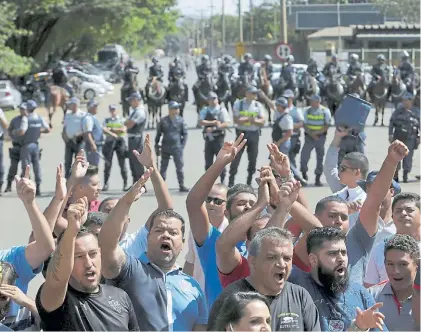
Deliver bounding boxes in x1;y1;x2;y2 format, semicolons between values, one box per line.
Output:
177;0;267;16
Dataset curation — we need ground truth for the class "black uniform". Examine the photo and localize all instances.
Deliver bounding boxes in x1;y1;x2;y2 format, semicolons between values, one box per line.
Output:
322;61;341;77
346;62;362;76
370;63;388;81
307;63;319;77
127;106;146;183
5;116;23;192
148;64;164;81
196;63;212;80
238;61;255;82
399;60;415;82
155;115;188;189
52;66;67;86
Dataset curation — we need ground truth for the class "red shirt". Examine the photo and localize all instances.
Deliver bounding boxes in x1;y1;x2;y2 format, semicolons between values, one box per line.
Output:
89;199;100;212
218;256;250;288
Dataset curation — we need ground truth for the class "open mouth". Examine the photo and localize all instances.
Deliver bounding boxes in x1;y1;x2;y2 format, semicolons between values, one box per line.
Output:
274;272;285;282
85;271;96;280
336;266;346;275
160;243;171;251
393;277;404;281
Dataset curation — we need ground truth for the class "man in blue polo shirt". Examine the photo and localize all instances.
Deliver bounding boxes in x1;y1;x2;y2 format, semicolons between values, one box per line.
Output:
186;134;251;309
99;169;208;331
0;168;55;317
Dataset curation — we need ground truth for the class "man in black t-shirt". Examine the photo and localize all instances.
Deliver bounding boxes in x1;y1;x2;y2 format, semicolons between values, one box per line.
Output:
36;198;139;331
208;227;320;331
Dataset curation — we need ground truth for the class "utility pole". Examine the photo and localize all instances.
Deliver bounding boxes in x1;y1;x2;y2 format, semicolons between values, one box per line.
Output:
280;0;287;43
273;2;277;40
250;0;254;42
238;0;243;42
337;0;341;54
201;9;205;49
222;0;226;53
210;0;215;58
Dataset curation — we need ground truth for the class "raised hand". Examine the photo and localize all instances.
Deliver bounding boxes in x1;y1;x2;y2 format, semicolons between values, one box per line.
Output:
67;197;89;232
355;303;385;330
55;163;67;200
387;140;409;164
15;166;36;204
70;150;89;182
267;143;290;177
257;167;271;207
215;134;247;166
133;134;155;168
0;284;33;308
277;179;301;209
335;127;350;138
123;167;154;203
347;200;362;214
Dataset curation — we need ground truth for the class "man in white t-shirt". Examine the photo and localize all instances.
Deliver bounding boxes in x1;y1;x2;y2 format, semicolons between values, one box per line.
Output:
184;183;229;291
364;192;420;288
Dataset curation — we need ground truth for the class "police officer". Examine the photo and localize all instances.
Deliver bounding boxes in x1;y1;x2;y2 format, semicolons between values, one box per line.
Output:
389;92;420;183
300;94;331;186
281;55;297;90
346;54;362;79
229;86;265;187
193;55;212;102
399;51;415;93
102;104;128;191
168;56;188;102
4;103;27;193
124;92;147;184
368;54;388;98
259;54;274;83
238;53;255;84
199;92;231;183
18;100;50;195
82;99;104;167
145;57;165;100
0;107;9;195
62;97;85;178
282;89;304;167
307;58;319;77
217;55;234;86
155;101;189;192
322;54;341;77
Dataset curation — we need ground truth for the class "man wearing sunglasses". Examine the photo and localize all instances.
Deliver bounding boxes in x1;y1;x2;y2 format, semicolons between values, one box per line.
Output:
184;184;229;293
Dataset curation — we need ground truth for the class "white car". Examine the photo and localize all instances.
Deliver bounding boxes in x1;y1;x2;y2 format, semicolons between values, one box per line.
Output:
68;68;113;93
68;70;106;100
0;80;22;110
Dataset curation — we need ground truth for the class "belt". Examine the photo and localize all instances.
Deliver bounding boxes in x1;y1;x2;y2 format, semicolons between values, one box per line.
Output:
128;134;142;138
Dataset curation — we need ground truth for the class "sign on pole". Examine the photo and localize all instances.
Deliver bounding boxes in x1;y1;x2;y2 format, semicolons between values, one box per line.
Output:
236;42;245;58
275;42;292;61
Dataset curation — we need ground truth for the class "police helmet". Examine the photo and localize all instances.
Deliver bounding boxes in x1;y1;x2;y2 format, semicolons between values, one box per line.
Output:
377;54;385;61
127;58;134;66
174;56;180;63
401;51;410;59
202;54;209;62
244;53;252;60
350;53;359;61
224;55;231;63
264;54;272;61
152;56;158;63
286;55;295;62
308;58;315;64
331;54;337;60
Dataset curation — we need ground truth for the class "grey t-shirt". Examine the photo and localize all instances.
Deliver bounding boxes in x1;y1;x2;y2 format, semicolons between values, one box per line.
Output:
346;218;375;284
207;279;320;331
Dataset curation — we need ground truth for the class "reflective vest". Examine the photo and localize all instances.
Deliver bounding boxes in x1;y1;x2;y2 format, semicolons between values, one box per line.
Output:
306;108;326;131
239;99;258;126
104;117;125;137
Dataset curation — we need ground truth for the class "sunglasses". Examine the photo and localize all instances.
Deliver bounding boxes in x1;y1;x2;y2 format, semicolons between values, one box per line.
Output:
205;196;226;205
339;164;357;173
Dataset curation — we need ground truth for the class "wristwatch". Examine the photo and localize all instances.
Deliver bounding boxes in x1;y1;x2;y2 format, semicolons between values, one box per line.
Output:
348;320;369;332
279;173;294;184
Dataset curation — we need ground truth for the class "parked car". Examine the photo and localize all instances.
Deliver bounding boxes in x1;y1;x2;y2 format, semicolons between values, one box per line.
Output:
0;80;23;110
67;69;106;100
67;68;113;93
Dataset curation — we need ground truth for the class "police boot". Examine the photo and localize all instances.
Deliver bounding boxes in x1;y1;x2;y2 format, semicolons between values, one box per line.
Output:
302;172;308;181
246;174;253;186
102;183;109;192
228;175;235;188
294;174;307;187
4;181;12;193
403;171;409;183
36;185;42;197
393;170;399;183
123;180;129;192
315;175;323;187
0;182;2;196
179;184;190;193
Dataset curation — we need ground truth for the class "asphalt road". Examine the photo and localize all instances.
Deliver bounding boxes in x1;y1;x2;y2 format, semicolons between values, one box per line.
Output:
1;57;419;298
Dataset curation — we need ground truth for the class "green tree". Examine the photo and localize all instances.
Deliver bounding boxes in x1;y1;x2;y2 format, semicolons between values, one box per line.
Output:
372;0;420;23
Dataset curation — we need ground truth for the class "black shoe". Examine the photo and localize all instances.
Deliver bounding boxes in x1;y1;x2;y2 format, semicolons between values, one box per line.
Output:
315;175;323;187
403;172;408;183
179;186;190;193
394;176;399;183
4;182;12;193
102;184;109;191
123;181;129;191
302;172;308;181
416;175;420;180
36;185;42;196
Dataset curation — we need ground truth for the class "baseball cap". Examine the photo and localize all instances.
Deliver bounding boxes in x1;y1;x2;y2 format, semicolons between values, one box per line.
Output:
26;100;37;110
67;97;80;105
282;89;294;98
168;101;180;109
19;102;27;110
275;97;288;108
208;92;218;99
402;92;415;101
126;92;142;101
310;94;321;102
87;99;99;109
357;171;401;195
246;86;258;94
108;104;117;111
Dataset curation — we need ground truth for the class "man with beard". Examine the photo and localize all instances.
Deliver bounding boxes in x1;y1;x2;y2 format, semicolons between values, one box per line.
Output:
369;234;419;331
186;134;256;308
36;197;139;331
364;192;420;287
99;170;208;331
289;227;385;331
208;227;320;331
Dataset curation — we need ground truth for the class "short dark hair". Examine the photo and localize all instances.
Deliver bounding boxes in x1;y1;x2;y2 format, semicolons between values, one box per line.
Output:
98;197;119;212
384;234;420;263
392;192;420;212
85;211;108;228
57;226;97;244
306;227;346;254
226;184;256;211
315;196;347;215
213;292;270;331
149;209;186;236
0;261;18;318
342;152;369;179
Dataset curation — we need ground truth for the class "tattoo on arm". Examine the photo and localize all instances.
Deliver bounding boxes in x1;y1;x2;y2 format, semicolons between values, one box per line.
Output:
48;250;63;282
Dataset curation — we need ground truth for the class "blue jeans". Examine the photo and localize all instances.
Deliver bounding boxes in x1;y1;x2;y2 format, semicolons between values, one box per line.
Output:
86;145;102;167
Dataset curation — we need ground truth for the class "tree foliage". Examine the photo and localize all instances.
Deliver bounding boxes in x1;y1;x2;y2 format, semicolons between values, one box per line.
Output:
1;0;178;75
371;0;420;23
